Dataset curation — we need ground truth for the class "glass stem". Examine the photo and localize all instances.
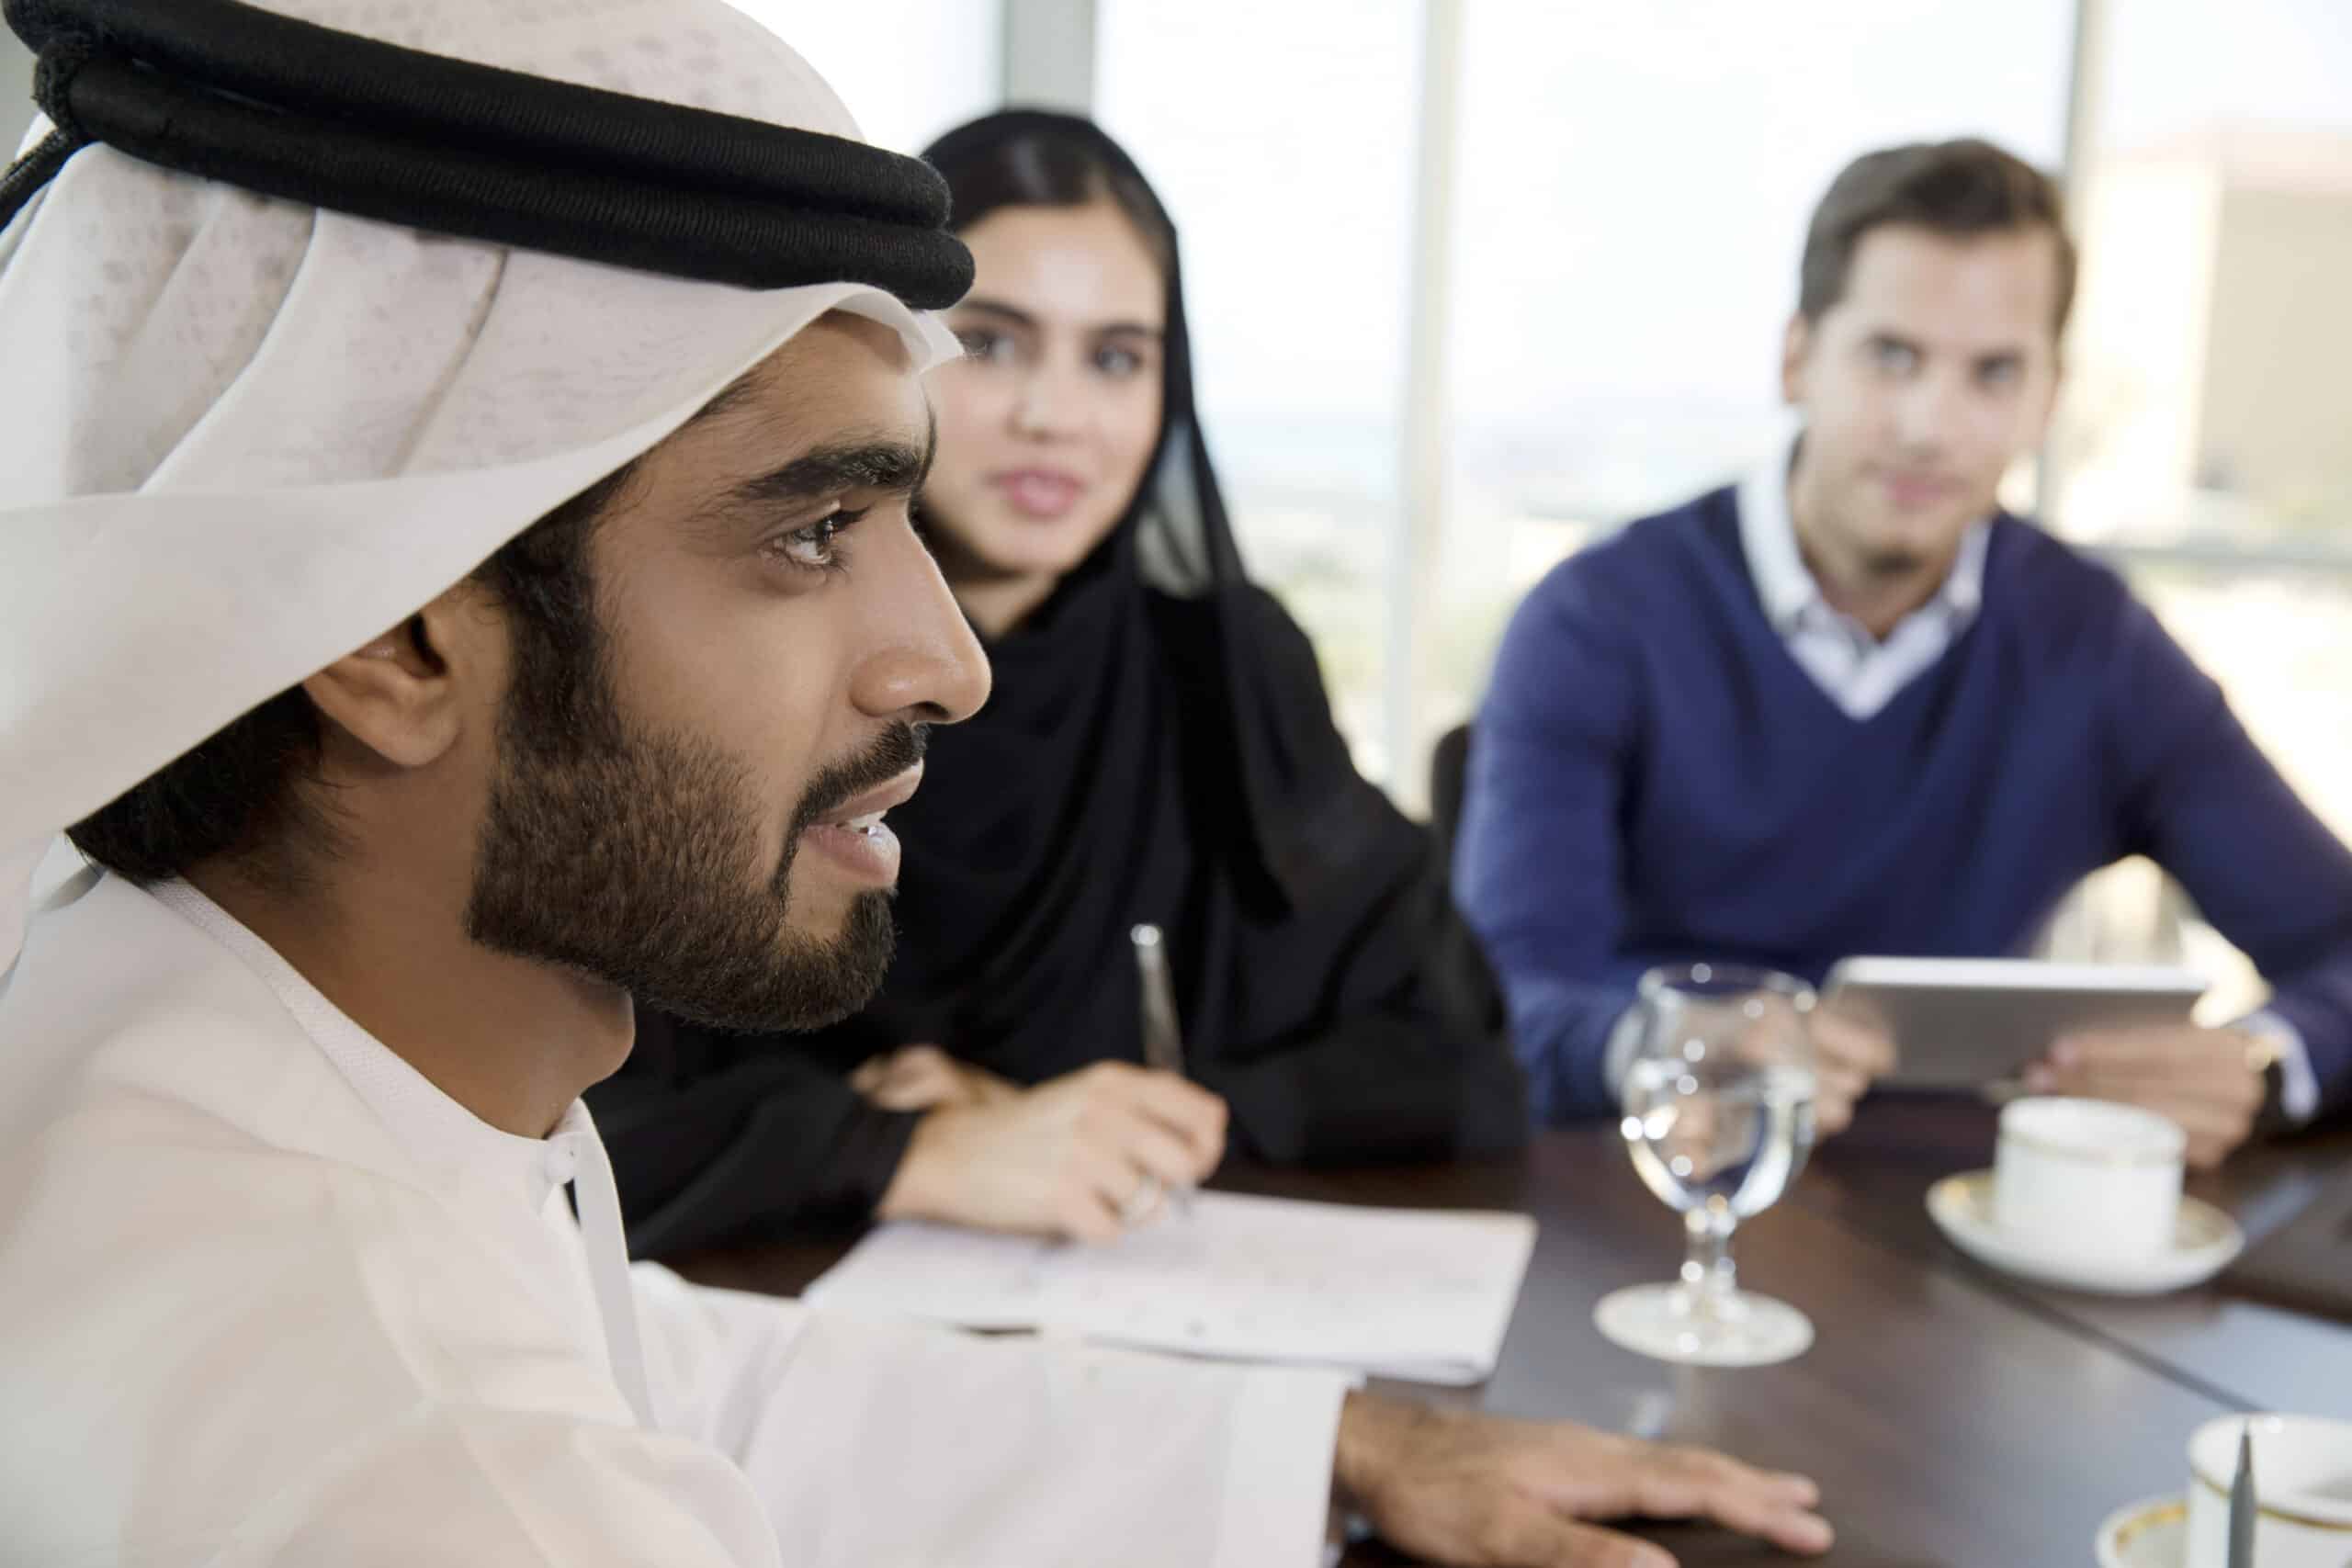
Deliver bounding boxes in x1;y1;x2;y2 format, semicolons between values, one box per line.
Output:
1679;1201;1738;1320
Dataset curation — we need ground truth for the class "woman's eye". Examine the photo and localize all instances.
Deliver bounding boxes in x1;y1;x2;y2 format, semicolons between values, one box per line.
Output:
1094;344;1145;377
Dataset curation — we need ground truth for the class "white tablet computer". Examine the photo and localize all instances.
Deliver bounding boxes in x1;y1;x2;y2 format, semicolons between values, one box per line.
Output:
1820;957;2209;1091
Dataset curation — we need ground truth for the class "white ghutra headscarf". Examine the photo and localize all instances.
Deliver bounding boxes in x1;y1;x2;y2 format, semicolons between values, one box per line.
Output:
0;0;964;971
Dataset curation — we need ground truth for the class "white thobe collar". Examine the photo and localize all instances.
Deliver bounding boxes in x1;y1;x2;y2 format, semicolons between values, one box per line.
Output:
146;878;659;1429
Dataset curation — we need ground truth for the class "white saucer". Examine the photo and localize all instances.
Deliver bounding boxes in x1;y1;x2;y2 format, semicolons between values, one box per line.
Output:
1927;1171;2243;1295
1592;1283;1815;1368
2096;1495;2186;1567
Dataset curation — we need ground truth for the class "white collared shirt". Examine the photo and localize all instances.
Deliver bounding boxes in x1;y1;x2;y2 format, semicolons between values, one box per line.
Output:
1734;459;1991;721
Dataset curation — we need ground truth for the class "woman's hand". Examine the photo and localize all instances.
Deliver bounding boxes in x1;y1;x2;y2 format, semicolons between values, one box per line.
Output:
851;1043;1019;1112
877;1062;1227;1241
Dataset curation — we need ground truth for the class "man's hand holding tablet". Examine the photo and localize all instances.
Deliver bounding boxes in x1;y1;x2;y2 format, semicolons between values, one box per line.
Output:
2023;1024;2271;1168
1814;958;2267;1163
1808;1010;1899;1135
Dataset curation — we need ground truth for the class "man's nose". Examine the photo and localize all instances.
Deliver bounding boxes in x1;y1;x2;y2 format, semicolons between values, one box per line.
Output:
847;522;991;727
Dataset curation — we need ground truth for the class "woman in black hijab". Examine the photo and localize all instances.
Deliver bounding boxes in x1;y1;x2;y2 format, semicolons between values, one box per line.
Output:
594;110;1523;1257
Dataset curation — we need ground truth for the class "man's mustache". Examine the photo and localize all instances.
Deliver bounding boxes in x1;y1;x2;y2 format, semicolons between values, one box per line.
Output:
788;722;929;839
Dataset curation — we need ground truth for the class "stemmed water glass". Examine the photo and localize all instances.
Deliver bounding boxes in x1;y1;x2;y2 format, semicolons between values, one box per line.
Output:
1592;963;1821;1367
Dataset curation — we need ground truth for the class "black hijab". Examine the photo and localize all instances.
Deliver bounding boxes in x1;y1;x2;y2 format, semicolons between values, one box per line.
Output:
861;109;1476;1092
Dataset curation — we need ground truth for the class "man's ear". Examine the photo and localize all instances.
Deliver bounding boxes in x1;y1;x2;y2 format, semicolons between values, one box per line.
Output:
1779;312;1814;407
301;583;501;770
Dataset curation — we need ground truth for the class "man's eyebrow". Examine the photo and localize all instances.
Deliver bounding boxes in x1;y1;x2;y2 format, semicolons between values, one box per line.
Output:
729;418;936;510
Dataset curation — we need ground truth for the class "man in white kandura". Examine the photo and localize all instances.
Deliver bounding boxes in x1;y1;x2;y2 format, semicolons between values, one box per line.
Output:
0;2;1831;1564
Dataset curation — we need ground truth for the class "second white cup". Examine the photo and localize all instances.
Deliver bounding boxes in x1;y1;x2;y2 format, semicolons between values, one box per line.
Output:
2184;1414;2352;1568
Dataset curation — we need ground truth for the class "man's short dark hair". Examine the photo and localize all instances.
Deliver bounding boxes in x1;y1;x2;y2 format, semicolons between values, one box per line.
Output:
1800;138;2076;335
64;462;637;887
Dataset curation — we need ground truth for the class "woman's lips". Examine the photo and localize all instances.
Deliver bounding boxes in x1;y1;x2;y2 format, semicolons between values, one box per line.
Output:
991;468;1085;520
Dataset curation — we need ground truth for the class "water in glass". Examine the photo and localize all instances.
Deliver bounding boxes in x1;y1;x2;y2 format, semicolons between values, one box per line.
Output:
1622;1058;1817;1219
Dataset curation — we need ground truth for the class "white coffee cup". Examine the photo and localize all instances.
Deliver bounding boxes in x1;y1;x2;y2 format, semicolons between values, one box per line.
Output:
1991;1097;2183;1262
2185;1414;2352;1568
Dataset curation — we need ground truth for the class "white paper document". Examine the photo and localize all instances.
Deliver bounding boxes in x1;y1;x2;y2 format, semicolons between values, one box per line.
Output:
803;1191;1537;1385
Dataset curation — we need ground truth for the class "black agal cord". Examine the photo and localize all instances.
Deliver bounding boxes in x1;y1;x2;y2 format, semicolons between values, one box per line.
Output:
1;0;972;305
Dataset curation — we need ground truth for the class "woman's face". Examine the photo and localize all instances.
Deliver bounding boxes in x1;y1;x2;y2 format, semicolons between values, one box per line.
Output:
923;199;1167;586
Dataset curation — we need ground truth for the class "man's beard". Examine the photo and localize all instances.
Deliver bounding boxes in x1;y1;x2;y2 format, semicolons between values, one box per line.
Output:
1856;544;1933;580
462;634;921;1033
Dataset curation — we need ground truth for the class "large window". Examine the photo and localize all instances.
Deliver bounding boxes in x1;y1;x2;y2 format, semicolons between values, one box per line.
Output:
1432;1;2075;773
1096;0;1425;778
1090;0;2349;1016
1102;4;2347;901
1102;3;2091;795
2;30;28;153
721;1;1001;153
2045;0;2352;1004
2058;0;2352;558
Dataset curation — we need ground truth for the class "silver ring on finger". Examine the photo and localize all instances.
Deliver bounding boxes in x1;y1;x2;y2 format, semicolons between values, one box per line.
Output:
1118;1172;1164;1228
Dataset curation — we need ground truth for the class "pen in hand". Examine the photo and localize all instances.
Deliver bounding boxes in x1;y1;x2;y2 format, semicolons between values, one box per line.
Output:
1131;922;1195;1221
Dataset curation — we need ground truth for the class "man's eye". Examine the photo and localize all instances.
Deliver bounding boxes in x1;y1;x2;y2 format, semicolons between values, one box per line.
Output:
774;511;865;572
1871;340;1918;374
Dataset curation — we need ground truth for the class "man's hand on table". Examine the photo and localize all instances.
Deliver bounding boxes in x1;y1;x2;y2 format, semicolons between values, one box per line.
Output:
1808;1010;1897;1138
873;1060;1227;1242
1334;1393;1832;1567
2023;1024;2267;1168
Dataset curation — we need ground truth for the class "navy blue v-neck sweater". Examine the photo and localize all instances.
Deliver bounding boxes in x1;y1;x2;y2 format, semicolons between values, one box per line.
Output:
1455;485;2352;1122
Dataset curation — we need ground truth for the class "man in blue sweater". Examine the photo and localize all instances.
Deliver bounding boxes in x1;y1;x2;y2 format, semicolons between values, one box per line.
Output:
1455;138;2352;1164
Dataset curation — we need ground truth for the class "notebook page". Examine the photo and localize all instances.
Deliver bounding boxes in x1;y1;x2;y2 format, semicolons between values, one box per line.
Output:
805;1191;1536;1385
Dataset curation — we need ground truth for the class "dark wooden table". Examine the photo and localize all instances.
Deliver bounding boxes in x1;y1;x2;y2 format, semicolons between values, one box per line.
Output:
676;1098;2352;1566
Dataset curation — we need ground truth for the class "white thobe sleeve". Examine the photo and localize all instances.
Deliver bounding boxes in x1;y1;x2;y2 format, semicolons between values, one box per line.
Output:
630;1261;1351;1568
214;1403;786;1568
